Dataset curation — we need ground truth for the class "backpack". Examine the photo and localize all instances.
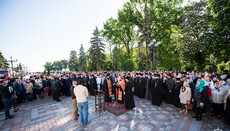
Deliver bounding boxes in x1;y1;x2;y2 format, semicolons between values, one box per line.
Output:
204;86;212;97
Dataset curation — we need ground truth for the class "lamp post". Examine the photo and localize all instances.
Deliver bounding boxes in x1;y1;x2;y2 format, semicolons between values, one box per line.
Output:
149;39;161;71
7;56;17;76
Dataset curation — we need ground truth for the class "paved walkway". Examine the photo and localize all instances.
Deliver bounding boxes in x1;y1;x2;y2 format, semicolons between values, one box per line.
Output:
0;95;229;131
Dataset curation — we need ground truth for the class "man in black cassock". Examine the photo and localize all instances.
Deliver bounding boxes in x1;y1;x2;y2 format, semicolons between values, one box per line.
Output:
150;74;164;106
64;75;72;96
145;74;152;100
134;73;140;96
89;75;97;96
164;73;175;104
124;76;135;109
138;73;146;98
172;77;183;108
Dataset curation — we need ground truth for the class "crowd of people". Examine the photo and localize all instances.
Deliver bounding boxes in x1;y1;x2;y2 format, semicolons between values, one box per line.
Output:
0;70;230;125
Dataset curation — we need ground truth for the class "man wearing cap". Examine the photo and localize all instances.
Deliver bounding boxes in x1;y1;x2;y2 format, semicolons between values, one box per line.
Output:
164;73;176;104
172;77;183;108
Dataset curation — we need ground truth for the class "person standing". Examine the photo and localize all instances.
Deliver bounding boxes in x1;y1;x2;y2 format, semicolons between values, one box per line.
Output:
25;79;33;101
145;75;152;100
89;75;97;96
192;80;208;121
124;76;135;109
117;77;126;104
179;81;191;115
74;79;89;125
0;79;14;120
133;73;140;96
138;74;146;98
172;77;183;108
70;80;79;120
102;74;113;102
54;77;62;102
211;82;227;118
164;73;175;104
150;74;164;106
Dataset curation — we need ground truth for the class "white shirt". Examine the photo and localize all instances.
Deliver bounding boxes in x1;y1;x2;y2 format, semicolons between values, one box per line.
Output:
73;85;88;103
96;77;103;85
211;87;227;104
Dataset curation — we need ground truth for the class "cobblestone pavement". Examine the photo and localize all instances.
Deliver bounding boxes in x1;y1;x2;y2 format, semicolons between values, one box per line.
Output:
0;95;229;131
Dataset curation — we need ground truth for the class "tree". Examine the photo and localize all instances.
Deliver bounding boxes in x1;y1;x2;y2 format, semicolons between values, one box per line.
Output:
102;2;138;55
52;61;63;71
179;1;212;71
112;46;120;70
89;27;105;71
69;50;78;71
0;51;9;69
78;44;87;71
44;62;53;75
206;0;230;62
61;60;68;70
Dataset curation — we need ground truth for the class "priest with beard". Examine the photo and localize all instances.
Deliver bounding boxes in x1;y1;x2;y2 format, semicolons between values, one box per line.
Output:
164;73;176;104
138;73;146;98
150;74;164;106
172;77;183;108
102;74;113;102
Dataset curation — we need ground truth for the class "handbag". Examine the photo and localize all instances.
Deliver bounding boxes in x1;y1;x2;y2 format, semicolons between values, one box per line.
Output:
185;104;193;110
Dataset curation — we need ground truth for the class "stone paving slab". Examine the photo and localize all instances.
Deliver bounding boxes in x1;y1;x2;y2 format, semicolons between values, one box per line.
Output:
0;95;230;131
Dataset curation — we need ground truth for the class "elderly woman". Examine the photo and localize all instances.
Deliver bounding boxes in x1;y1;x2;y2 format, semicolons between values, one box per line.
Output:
192;80;208;121
211;82;227;118
25;79;33;101
179;81;191;114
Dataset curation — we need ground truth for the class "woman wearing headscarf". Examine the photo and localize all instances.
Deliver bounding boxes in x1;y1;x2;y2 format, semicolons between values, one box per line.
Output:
192;80;208;121
179;81;191;114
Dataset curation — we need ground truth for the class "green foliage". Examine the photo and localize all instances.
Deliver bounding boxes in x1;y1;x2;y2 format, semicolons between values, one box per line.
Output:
42;0;229;72
52;61;63;71
217;61;230;74
44;62;52;75
78;44;87;71
0;51;9;69
69;50;78;71
206;0;230;62
118;49;135;71
89;27;105;71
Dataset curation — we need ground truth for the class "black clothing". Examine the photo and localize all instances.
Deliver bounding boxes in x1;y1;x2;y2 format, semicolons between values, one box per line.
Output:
124;80;135;109
145;78;152;100
172;82;182;108
150;79;164;106
225;96;230;124
65;78;72;96
70;85;76;99
164;78;175;104
212;103;224;116
134;77;139;95
0;85;12;99
193;87;209;120
138;77;146;98
89;77;97;96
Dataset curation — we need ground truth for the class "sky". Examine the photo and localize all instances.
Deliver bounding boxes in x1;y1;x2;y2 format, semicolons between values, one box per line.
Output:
0;0;196;72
